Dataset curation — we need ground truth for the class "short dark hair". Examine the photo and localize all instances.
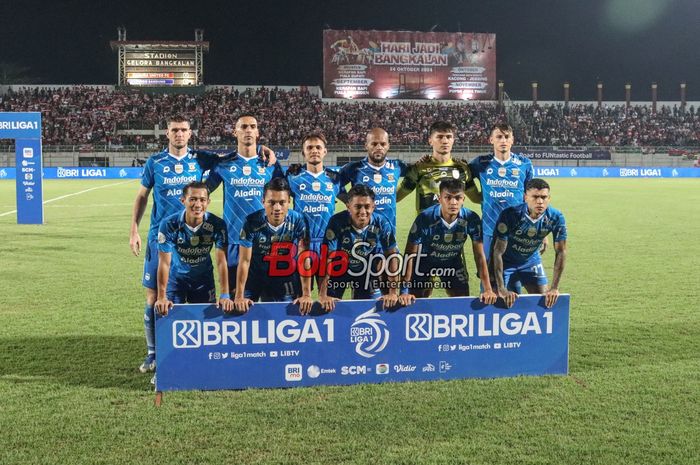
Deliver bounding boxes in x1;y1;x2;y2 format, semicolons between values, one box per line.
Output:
491;122;513;135
347;184;376;201
526;178;550;191
182;181;209;198
302;132;327;147
167;114;190;126
439;179;465;194
235;114;258;124
429;121;456;135
263;177;292;197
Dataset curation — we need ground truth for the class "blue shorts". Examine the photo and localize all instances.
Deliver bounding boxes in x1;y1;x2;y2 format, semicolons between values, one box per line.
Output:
411;259;469;295
503;260;548;291
326;275;381;300
167;276;216;304
142;236;159;289
245;274;300;302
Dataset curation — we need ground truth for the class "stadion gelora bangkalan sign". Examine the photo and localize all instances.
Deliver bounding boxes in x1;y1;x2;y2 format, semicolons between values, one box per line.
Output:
323;29;496;100
154;295;569;391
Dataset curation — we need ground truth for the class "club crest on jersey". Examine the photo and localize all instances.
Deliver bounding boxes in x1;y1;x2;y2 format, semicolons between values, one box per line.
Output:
188;163;197;171
452;169;460;179
190;236;200;246
498;167;507;177
242;166;252;176
157;232;166;244
312;181;321;191
163;166;170;173
326;229;335;240
456;232;465;241
373;173;382;184
258;167;266;175
497;223;508;234
512;168;520;176
175;164;184;174
202;235;212;244
527;227;537;237
326;182;334;190
444;233;453;243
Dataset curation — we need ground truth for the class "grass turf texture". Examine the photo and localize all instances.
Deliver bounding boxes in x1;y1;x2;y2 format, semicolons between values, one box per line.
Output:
0;178;698;465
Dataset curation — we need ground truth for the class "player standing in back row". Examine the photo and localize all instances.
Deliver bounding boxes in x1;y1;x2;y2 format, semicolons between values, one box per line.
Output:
397;121;481;213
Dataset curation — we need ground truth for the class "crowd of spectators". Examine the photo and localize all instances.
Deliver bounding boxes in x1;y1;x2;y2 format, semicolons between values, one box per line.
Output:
1;86;698;147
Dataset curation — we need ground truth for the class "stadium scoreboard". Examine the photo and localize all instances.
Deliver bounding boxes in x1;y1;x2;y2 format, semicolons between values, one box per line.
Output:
110;39;209;87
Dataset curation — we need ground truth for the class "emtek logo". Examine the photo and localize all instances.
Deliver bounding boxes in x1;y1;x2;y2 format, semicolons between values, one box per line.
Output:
173;321;201;348
406;314;432;341
350;308;390;358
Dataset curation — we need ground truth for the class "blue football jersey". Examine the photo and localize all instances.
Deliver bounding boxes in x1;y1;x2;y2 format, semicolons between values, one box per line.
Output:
157;211;227;282
407;204;483;263
494;203;567;265
206;154;284;262
469;153;533;237
338;158;407;231
141;149;210;240
239;209;308;276
323;211;397;274
287;168;343;243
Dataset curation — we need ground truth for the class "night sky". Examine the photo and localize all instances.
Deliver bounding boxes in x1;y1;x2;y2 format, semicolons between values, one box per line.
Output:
1;0;699;100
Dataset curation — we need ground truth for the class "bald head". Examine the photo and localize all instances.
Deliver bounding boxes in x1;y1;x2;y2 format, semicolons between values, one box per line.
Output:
365;128;390;166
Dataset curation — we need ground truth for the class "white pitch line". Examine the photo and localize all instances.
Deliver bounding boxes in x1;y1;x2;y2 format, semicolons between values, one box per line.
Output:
0;180;135;217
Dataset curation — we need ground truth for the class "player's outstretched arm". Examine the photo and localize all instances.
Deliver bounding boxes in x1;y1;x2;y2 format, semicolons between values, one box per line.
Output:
317;271;339;313
259;145;277;166
545;240;567;308
215;248;234;313
379;247;401;308
472;241;497;305
396;166;418;202
233;246;254;313
155;251;174;316
130;185;151;256
492;238;517;308
293;241;314;315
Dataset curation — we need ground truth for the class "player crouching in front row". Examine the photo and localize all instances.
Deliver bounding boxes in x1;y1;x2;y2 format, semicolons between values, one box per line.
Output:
401;179;497;305
492;178;567;309
233;178;314;314
155;182;234;315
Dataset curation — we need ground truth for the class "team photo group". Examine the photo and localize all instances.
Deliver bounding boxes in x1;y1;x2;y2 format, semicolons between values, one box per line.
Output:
129;114;567;378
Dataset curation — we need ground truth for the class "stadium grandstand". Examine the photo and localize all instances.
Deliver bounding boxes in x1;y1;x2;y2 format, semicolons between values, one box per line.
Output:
1;85;699;167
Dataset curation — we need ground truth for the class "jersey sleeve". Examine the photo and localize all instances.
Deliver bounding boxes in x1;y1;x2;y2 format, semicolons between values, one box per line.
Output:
157;218;176;253
379;217;398;252
141;157;155;189
524;160;534;185
552;213;567;242
407;217;424;245
205;166;223;193
494;209;512;241
295;215;309;243
214;219;228;250
323;219;339;252
467;212;483;242
193;149;220;172
397;163;419;199
397;160;409;177
239;220;254;248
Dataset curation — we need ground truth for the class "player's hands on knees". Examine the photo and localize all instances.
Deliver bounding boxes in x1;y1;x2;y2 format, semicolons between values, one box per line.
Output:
497;289;518;308
233;297;254;313
259;145;277;166
319;295;339;313
398;293;417;306
218;297;235;313
293;295;314;315
480;289;498;305
130;232;141;256
544;287;559;308
155;298;173;316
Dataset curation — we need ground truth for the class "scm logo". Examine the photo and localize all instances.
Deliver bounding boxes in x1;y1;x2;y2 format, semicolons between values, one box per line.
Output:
173;320;201;348
341;365;368;375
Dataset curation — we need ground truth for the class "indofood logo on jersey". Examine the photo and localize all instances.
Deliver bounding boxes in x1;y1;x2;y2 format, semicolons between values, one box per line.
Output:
172;319;335;349
350;308;390;358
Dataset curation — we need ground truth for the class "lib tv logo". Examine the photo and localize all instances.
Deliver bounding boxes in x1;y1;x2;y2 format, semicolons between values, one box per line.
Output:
350;308;390;358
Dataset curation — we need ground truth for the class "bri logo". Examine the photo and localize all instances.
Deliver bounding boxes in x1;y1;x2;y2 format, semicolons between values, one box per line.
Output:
173;320;202;348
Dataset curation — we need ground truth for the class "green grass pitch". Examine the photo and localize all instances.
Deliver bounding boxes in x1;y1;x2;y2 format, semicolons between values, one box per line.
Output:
0;178;698;465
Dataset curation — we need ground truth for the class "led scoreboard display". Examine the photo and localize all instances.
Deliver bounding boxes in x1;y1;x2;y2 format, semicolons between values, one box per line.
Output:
111;31;209;87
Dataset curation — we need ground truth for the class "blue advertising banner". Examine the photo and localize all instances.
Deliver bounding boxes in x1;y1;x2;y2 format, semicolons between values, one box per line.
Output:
1;112;43;224
155;295;570;392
